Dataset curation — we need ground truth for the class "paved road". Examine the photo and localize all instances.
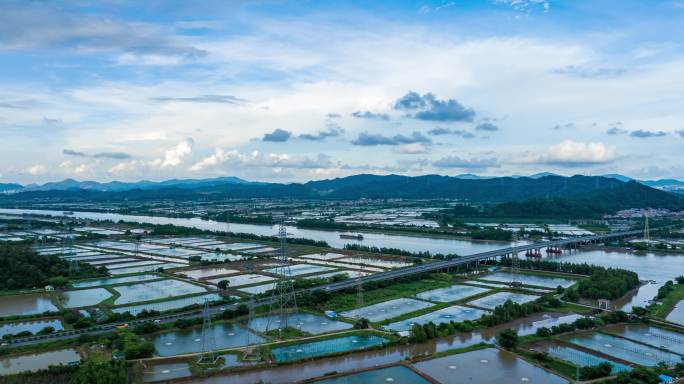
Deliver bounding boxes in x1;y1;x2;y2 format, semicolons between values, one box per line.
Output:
6;228;642;346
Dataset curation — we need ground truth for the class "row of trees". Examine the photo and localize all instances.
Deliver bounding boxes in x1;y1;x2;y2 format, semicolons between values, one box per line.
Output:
343;243;458;260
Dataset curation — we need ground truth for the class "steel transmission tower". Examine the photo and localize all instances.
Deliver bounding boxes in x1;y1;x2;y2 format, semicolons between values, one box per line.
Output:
510;252;521;288
198;299;216;364
265;217;300;337
644;213;650;242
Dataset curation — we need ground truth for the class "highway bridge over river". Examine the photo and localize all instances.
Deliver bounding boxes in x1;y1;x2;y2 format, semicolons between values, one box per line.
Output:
8;228;643;346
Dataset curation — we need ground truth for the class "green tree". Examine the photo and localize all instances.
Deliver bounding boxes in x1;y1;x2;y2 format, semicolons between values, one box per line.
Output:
217;280;229;290
73;360;127;384
353;318;369;329
410;323;427;342
497;329;518;350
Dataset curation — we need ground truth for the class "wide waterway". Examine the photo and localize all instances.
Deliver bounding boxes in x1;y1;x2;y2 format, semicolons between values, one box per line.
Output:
0;208;526;255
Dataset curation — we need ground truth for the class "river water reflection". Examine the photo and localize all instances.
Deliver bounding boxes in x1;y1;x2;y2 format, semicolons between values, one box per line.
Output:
0;208;526;255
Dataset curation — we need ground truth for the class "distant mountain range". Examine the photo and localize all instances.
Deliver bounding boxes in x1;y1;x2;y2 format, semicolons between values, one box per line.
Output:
0;176;254;193
1;174;683;215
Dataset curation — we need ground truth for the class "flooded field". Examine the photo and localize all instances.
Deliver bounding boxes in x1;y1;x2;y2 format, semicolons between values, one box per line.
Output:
107;263;185;275
336;257;412;269
0;318;64;337
271;334;389;362
142;362;191;382
412;348;569;384
59;288;112;308
303;270;369;280
175;267;239;280
112;293;224;315
106;260;166;270
263;264;337;277
536;342;632;374
315;365;431;384
113;279;207;305
479;271;577;289
564;331;681;366
237;283;278;295
467;292;538;310
208;273;275;287
667;300;684;325
151;323;265;357
385;305;489;332
604;324;684;355
247;313;351;335
299;253;347;261
416;284;490;303
340;298;435;322
0;349;80;375
0;293;59;316
71;274;160;288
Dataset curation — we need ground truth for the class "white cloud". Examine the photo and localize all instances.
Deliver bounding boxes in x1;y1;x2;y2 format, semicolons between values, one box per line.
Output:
27;164;47;175
152;138;194;168
527;140;617;166
190;149;336;172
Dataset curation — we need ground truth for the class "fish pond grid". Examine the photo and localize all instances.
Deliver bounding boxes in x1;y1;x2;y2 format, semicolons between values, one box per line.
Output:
151;323;265;357
340;298;434;322
247;313;351;335
270;334;389;363
315;365;431;384
543;345;632;374
416;284;490;302
412;348;569;384
604;324;684;355
384;305;489;332
71;274;160;288
564;332;682;366
113;279;207;305
466;291;539;310
479;271;577;289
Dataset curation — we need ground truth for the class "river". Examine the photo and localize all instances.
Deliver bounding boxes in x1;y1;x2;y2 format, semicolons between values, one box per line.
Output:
0;208;526;255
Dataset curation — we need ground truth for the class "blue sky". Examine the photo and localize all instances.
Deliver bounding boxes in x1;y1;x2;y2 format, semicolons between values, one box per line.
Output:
1;0;684;183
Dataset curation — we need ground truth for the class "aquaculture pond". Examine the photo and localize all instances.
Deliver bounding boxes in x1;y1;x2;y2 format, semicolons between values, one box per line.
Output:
416;284;490;303
336;257;412;269
175;267;239;280
142;362;191;382
315;365;431;384
0;349;80;376
207;273;276;287
238;283;278;295
667;300;684;325
340;298;434;322
604;324;684;355
113;279;206;305
112;293;224;316
247;313;351;335
564;332;681;366
385;305;489;332
303;270;369;280
105;260;166;270
0;294;59;317
59;288;112;308
412;348;569;384
537;342;632;374
71;274;160;288
108;263;186;275
151;323;265;357
479;271;577;289
86;257;139;265
466;292;538;310
271;334;389;363
263;263;337;277
0;318;64;337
